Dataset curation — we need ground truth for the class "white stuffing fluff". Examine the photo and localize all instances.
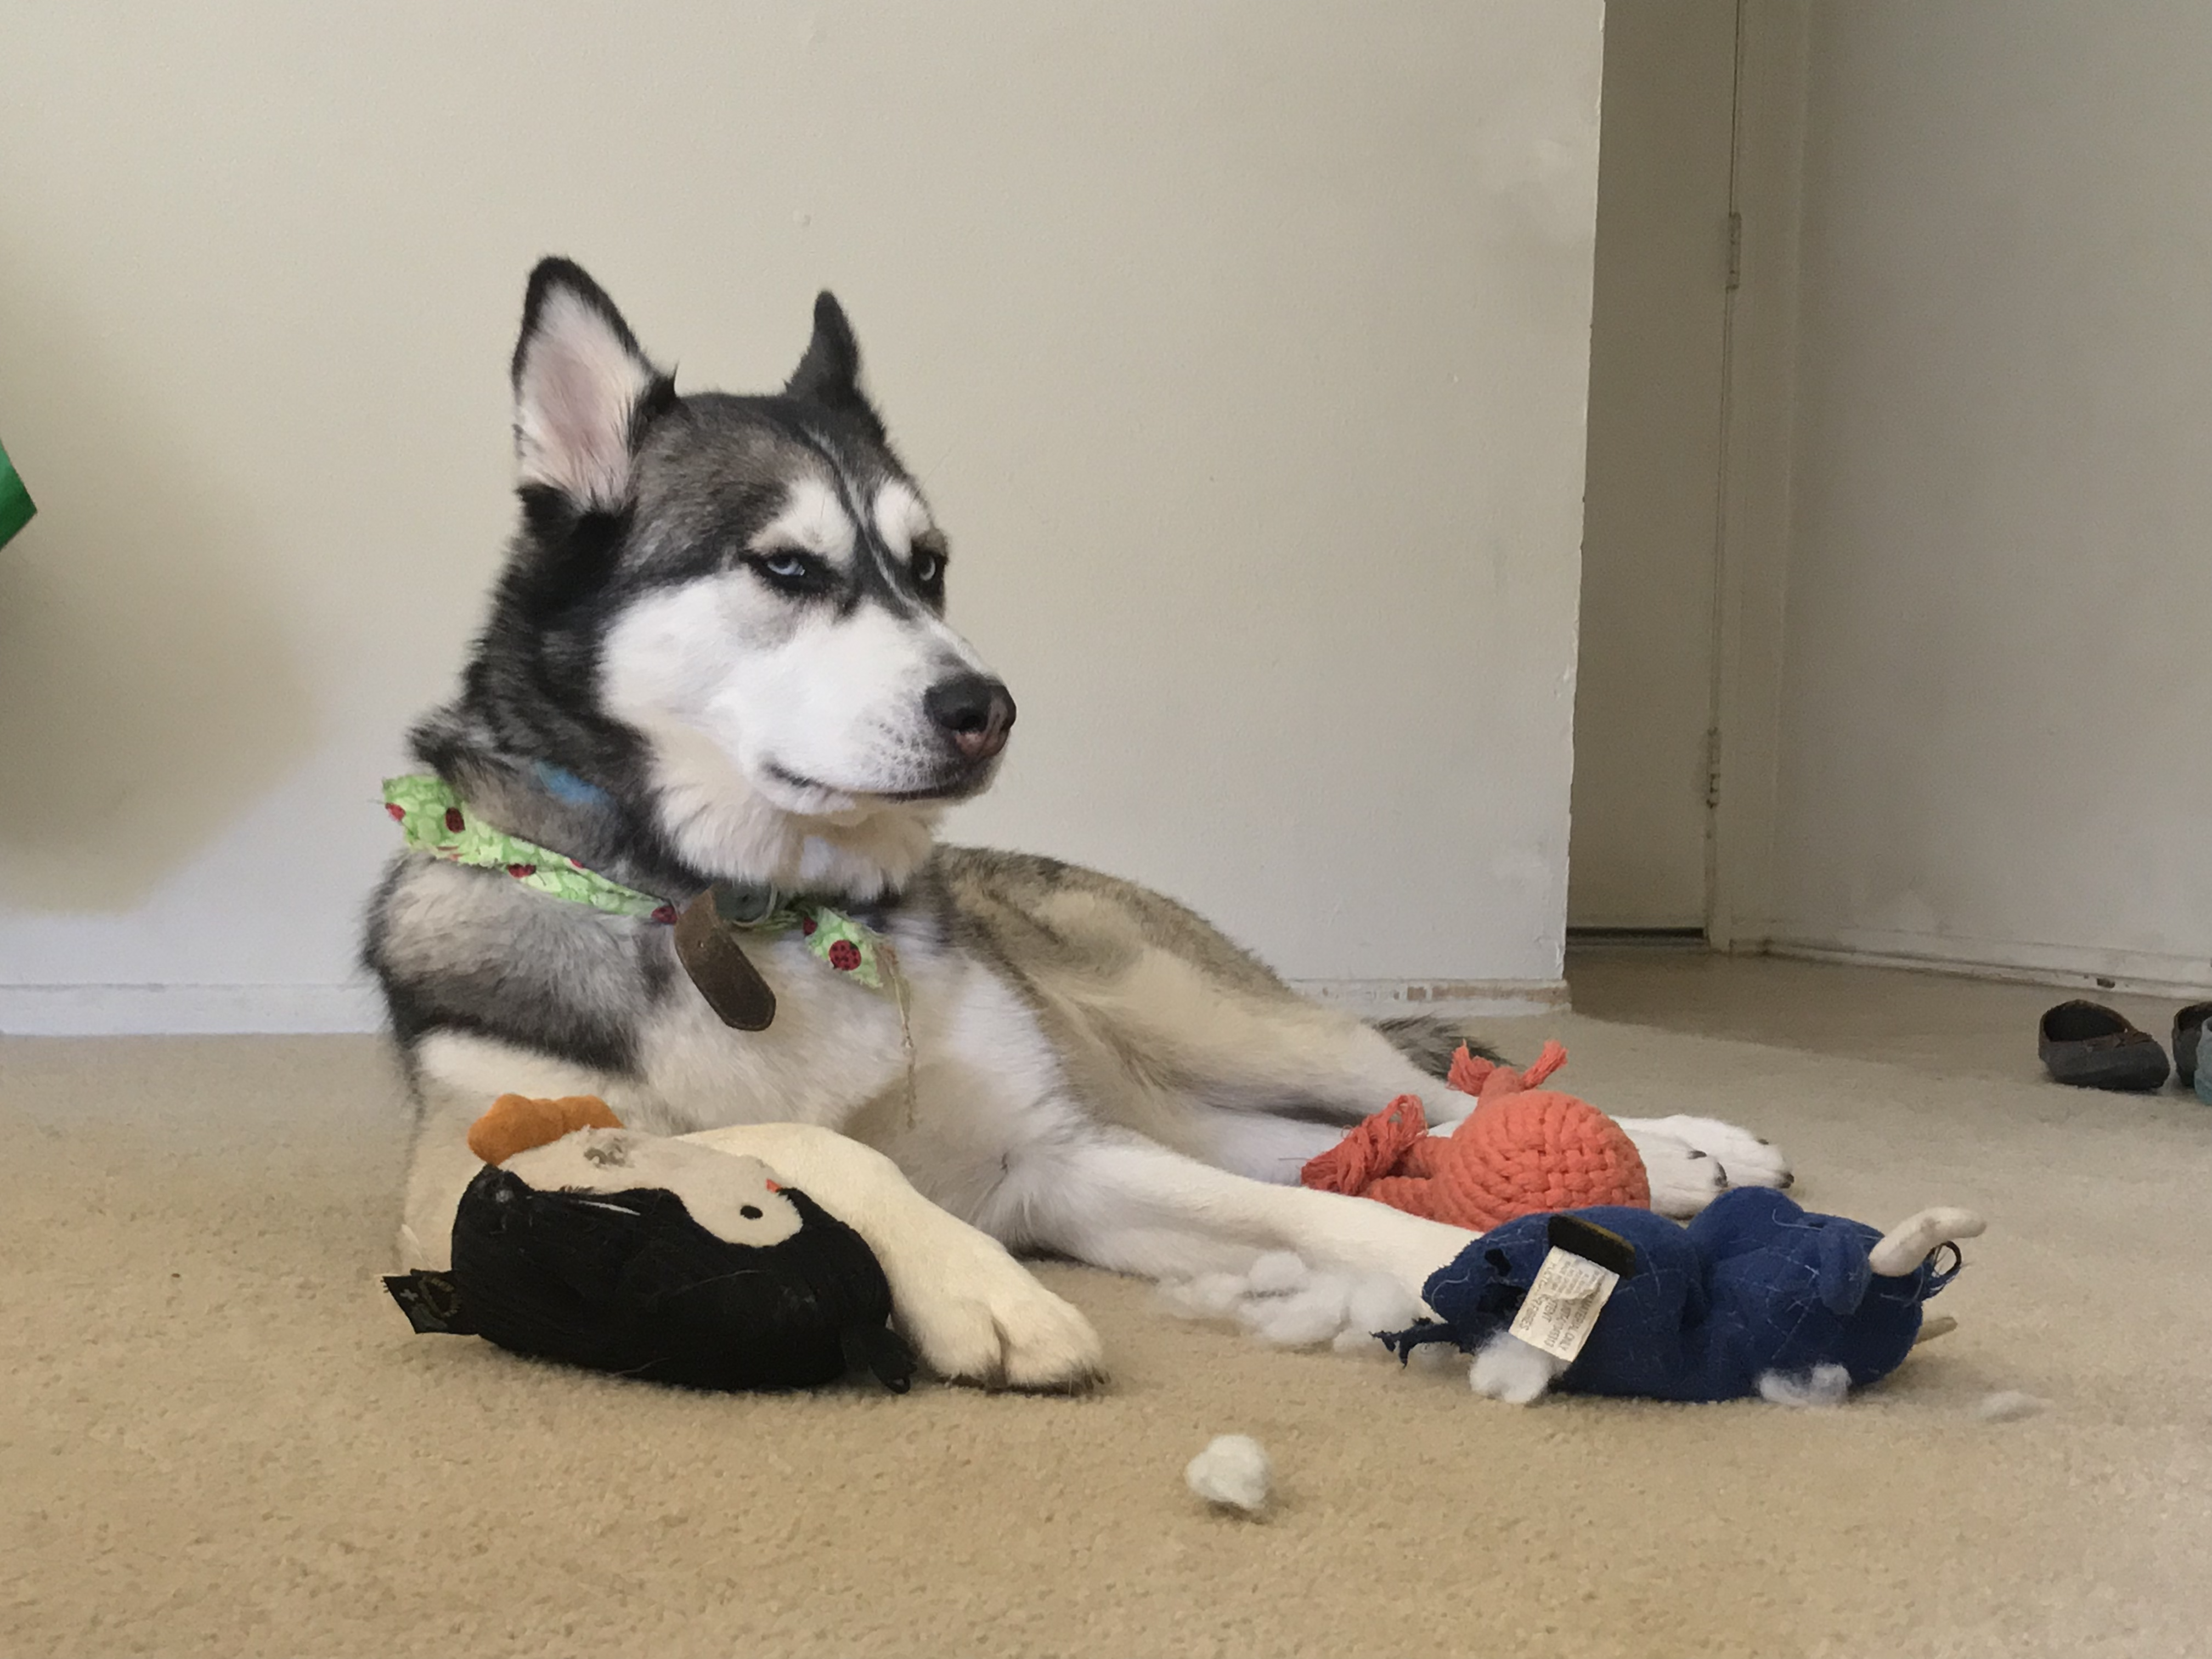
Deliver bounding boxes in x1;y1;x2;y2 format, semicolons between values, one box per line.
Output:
1757;1364;1853;1408
1243;1280;1353;1348
1347;1274;1424;1336
1975;1391;2049;1423
1332;1325;1394;1358
1158;1272;1249;1321
1185;1434;1272;1515
1469;1332;1566;1404
1158;1257;1427;1357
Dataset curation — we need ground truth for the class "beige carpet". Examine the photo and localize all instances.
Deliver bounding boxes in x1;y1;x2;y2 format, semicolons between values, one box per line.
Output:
4;955;2210;1658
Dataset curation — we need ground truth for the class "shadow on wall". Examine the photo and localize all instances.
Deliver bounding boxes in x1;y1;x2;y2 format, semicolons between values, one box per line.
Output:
0;254;315;909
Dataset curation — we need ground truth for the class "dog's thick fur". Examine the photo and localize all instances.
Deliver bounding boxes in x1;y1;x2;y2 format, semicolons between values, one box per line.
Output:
366;261;1790;1386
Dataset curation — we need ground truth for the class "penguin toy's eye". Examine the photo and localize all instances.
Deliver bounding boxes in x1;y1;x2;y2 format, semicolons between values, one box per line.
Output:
739;1204;764;1220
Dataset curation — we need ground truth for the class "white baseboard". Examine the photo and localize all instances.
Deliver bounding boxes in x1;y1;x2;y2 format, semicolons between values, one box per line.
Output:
1291;977;1569;1020
2;975;1568;1034
0;983;386;1036
1761;929;2212;1001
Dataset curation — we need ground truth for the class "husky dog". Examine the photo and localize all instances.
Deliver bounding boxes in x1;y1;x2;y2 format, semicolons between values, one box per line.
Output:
366;260;1790;1388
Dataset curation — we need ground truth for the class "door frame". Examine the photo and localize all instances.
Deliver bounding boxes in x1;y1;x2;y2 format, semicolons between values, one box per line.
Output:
1568;0;1746;937
1703;0;1810;953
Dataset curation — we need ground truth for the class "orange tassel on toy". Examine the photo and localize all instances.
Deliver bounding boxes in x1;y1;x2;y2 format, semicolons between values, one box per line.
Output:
1301;1041;1649;1231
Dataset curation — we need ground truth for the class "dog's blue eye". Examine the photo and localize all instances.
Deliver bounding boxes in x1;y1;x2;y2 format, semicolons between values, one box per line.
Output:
912;552;941;585
758;552;811;582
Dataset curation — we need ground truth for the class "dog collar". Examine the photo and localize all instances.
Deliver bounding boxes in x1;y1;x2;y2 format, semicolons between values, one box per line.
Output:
380;774;894;992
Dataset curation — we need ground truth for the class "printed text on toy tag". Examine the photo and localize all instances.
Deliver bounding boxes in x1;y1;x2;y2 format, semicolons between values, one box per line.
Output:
1509;1246;1621;1362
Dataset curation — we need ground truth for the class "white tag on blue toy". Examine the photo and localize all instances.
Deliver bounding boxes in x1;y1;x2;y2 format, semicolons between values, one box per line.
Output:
1509;1246;1621;1362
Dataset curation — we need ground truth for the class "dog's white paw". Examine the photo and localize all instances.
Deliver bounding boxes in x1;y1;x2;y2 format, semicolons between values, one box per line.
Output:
1380;1228;1483;1313
1641;1115;1793;1190
1619;1115;1792;1215
1625;1129;1730;1217
1469;1332;1564;1404
891;1244;1105;1391
1663;1124;1796;1186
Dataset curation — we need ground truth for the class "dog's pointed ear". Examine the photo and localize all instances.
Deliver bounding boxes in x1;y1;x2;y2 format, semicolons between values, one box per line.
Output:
783;291;871;415
511;258;670;511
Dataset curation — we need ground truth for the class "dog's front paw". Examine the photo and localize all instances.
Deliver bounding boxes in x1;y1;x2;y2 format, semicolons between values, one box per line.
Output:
1639;1115;1793;1191
1618;1115;1792;1214
892;1243;1105;1392
1624;1128;1730;1217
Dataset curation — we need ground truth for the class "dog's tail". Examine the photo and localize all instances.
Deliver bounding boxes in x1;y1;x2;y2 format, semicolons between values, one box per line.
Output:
1368;1014;1504;1079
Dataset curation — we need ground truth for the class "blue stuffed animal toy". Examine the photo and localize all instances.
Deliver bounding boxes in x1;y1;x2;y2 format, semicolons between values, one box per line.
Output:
1382;1187;1982;1404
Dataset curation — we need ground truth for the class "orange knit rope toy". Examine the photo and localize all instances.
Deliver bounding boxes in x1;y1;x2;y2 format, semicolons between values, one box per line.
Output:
1301;1041;1649;1231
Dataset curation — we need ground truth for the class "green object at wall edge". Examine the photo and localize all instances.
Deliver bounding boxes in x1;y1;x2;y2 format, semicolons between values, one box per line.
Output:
0;438;35;550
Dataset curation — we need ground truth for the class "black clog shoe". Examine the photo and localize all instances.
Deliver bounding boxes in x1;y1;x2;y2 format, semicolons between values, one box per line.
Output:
2038;1001;2170;1092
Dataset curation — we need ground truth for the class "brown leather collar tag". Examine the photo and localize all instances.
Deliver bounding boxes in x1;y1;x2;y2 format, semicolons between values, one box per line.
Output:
674;888;777;1030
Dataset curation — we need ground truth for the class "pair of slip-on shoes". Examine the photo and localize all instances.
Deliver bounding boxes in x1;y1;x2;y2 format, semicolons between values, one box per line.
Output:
2038;1000;2212;1099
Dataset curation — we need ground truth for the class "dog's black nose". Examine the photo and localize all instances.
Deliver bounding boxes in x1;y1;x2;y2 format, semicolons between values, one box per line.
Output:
924;674;1016;762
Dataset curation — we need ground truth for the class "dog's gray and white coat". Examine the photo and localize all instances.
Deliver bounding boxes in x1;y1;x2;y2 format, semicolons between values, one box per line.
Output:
366;261;1790;1387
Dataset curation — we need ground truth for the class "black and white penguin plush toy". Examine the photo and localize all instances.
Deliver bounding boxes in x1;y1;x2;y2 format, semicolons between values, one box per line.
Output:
385;1094;916;1393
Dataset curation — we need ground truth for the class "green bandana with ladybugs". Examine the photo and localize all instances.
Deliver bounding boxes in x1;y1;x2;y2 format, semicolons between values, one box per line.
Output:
381;774;892;991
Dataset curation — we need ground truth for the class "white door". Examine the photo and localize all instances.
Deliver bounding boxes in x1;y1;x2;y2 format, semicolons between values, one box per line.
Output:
1567;0;1741;932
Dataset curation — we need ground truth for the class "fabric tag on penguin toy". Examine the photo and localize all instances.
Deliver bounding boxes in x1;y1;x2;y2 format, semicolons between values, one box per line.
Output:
383;1269;475;1335
1508;1215;1632;1362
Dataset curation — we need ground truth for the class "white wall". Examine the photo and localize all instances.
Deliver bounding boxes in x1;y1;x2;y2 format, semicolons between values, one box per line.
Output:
1764;3;2212;992
0;3;1604;1031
